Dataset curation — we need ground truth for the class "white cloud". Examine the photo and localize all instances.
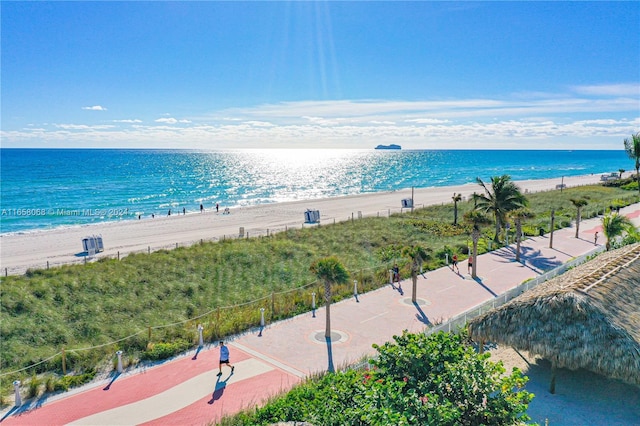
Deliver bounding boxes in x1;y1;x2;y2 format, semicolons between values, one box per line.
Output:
4;115;636;150
54;124;115;130
243;121;275;127
155;118;192;124
82;105;107;111
405;118;451;124
114;119;143;123
5;87;638;149
572;83;640;97
155;118;178;124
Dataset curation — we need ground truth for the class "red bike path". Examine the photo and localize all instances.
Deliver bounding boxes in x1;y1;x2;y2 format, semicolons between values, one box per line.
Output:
2;206;638;426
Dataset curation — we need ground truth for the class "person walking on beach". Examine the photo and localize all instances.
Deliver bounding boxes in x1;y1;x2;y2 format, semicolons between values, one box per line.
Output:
452;254;459;273
216;203;219;213
217;341;234;376
200;203;204;213
183;207;186;215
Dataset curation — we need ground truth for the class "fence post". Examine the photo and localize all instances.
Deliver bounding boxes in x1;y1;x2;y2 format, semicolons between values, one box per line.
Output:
13;380;21;406
117;251;120;261
271;292;275;319
260;308;265;327
116;350;123;373
62;348;67;375
197;324;204;347
147;326;152;344
47;261;49;269
312;292;316;317
148;246;151;254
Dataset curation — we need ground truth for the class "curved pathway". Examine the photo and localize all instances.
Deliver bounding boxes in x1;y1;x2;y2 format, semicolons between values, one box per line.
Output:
2;205;639;425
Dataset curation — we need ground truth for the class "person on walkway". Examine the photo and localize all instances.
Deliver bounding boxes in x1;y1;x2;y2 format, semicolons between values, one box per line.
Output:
594;231;599;245
392;263;400;284
452;254;459;273
217;341;234;376
467;256;473;274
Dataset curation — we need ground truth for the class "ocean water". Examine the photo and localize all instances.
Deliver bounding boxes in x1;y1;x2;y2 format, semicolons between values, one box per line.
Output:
0;148;630;234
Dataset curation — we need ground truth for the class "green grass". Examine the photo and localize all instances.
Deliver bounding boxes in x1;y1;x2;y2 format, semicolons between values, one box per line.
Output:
1;184;637;398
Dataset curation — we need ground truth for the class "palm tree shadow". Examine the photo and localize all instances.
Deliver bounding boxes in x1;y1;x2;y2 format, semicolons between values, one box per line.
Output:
493;246;562;272
472;276;498;297
412;301;431;325
326;337;335;373
207;372;232;405
519;246;562;271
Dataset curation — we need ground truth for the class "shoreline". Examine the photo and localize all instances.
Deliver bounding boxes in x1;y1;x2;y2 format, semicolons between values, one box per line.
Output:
0;173;623;275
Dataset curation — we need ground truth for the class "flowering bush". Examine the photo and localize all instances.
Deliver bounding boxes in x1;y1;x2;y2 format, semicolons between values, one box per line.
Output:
230;331;533;425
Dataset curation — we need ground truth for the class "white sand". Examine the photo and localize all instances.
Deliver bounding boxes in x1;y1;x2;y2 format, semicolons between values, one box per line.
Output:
489;346;640;425
0;174;613;275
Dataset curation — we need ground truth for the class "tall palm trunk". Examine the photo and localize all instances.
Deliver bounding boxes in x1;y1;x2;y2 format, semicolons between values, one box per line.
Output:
324;280;331;338
575;207;582;238
515;218;523;262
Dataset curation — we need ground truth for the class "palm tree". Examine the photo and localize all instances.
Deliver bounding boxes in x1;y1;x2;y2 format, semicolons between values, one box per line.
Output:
474;175;528;242
452;193;462;225
624;132;640;195
463;210;492;278
509;208;535;262
310;256;349;338
570;198;589;238
601;212;634;251
401;245;431;303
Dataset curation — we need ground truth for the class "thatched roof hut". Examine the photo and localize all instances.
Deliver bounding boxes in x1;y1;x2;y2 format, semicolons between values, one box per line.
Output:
468;243;640;388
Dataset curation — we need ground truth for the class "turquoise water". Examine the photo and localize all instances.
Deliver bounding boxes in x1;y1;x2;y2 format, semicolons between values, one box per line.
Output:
0;148;630;234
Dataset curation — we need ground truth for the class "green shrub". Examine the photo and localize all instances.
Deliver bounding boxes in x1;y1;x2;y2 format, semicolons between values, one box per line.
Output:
229;331;533;425
522;225;539;236
45;375;55;392
28;374;40;398
140;340;191;361
53;369;96;392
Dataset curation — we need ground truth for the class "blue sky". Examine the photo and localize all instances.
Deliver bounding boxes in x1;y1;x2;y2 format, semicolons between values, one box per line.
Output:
1;1;639;150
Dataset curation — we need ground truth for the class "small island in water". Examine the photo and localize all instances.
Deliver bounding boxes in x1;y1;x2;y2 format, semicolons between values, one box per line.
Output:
374;144;402;150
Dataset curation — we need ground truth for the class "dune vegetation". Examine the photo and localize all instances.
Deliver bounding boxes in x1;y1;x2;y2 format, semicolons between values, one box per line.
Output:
0;183;638;399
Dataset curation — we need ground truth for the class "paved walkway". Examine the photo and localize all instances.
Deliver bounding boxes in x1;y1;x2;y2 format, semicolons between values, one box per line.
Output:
2;205;639;426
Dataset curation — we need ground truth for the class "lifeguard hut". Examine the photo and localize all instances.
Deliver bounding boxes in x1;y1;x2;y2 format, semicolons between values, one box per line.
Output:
82;235;104;256
304;209;320;224
401;198;413;209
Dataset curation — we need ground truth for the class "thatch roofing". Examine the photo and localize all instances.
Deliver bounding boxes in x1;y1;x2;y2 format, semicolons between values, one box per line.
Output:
468;243;640;386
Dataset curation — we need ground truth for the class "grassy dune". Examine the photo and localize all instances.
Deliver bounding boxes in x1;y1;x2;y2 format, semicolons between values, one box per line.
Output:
1;184;637;395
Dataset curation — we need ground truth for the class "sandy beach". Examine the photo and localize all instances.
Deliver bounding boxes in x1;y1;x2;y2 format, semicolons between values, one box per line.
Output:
0;173;620;275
